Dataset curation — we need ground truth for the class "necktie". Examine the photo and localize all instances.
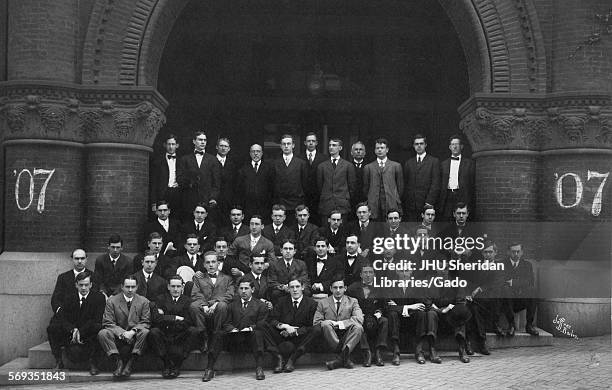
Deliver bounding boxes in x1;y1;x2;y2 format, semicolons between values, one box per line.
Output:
126;300;131;311
451;156;460;160
254;276;260;290
360;223;365;232
174;298;179;304
197;223;202;232
254;161;259;173
285;157;290;167
298;226;303;235
80;297;84;308
286;262;291;270
363;286;370;299
209;273;217;278
336;300;341;314
111;260;116;268
234;226;239;236
243;301;248;310
274;227;279;235
195;150;204;156
191;255;197;266
317;257;325;262
146;274;150;284
417;156;422;165
379;161;384;169
167;154;176;160
308;152;313;164
332;158;337;168
293;300;299;310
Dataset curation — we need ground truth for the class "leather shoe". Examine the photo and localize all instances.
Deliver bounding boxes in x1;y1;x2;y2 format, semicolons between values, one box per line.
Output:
89;359;99;376
170;368;179;378
162;367;171;379
284;358;295;372
54;359;64;370
526;325;539;336
325;358;342;370
201;368;214;382
480;341;490;355
362;349;372;367
343;348;355;369
121;355;136;377
391;352;400;366
458;344;470;363
494;324;505;337
375;348;384;366
507;325;515;337
273;354;284;373
415;352;426;364
429;346;442;364
255;366;265;380
465;340;474;355
112;356;124;378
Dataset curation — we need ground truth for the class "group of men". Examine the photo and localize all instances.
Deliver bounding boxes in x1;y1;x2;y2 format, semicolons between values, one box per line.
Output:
48;196;539;381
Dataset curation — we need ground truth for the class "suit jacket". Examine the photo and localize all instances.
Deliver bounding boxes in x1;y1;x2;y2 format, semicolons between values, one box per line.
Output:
346;282;386;316
337;253;365;286
216;156;239;212
363;159;404;220
402;154;440;216
51;269;94;313
269;295;318;336
242;272;270;301
228;234;276;272
345;220;379;252
313;295;364;328
175;253;205;273
144;217;181;254
151;293;194;332
180;219;217;253
439;156;475;212
150;153;180;204
351;159;368;206
191;272;235;307
55;290;106;337
94;254;132;296
132;271;167;303
219;223;250;244
223;297;268;331
316;226;347;253
237;160;275;218
177;152;221;208
317;157;357;216
273;156;308;210
262;224;297;256
292;222;320;258
303;151;327;211
502;257;535;297
132;253;177;279
305;254;343;294
102;293;150;336
268;258;310;294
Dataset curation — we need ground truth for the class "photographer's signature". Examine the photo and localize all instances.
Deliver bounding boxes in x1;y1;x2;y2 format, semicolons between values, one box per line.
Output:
552;314;579;340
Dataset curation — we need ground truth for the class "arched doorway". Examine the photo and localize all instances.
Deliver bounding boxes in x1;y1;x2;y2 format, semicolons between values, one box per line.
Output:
155;0;470;164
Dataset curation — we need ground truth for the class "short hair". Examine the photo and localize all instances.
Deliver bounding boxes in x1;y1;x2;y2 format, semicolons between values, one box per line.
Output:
330;276;345;287
345;233;360;243
329;137;343;147
147;232;163;242
123;276;138;286
71;248;86;258
280;134;294;143
414;226;429;235
449;134;463;144
295;204;309;214
413;134;427;143
351;141;365;149
194;202;208;213
167;274;184;284
143;249;157;258
508;242;523;249
214;237;228;245
164;133;178;143
237;277;255;289
314;237;329;245
108;234;123;245
272;204;287;214
250;255;266;263
193;130;207;139
328;210;342;218
216;137;230;146
375;137;389;147
483;240;498;252
156;200;170;209
75;272;92;283
185;233;199;241
361;262;374;270
288;277;304;286
203;251;218;259
386;209;401;218
280;239;296;248
453;202;469;212
250;214;263;224
356;201;370;211
230;205;244;214
422;204;435;213
305;131;318;140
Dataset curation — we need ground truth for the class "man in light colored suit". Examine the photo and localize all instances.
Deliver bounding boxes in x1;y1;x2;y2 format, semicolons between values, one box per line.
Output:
363;137;404;221
313;277;364;370
98;276;150;378
402;134;440;221
317;138;357;225
227;215;276;278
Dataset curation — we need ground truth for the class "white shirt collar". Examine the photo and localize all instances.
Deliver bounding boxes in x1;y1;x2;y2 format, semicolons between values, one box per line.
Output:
143;270;153;279
251;271;262;279
417;152;427;160
377;157;388;164
79;292;89;300
293;295;304;305
274;223;283;231
73;269;85;277
307;150;317;158
123;294;133;302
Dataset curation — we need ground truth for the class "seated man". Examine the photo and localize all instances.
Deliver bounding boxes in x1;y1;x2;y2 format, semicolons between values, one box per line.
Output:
133;232;177;279
262;204;297;257
316;210;347;254
268;239;310;304
227;215;276;277
51;249;94;316
242;255;272;309
189;251;235;351
98;276;150;378
94;234;132;298
144;200;180;257
292;204;319;259
262;278;320;373
305;237;343;299
180;202;217;254
47;272;105;374
313;277;364;370
347;263;388;367
149;274;199;379
131;250;167;303
202;278;268;382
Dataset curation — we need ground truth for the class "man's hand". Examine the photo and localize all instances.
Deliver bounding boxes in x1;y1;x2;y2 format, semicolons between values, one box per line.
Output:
231;268;243;277
209;302;218;313
374;312;382;319
261;299;273;310
506;279;513;287
285;325;299;336
408;303;425;311
71;328;82;344
201;305;210;315
166;242;176;252
209;199;217;207
175;315;184;321
157;308;165;314
313;283;324;292
122;330;136;343
240;327;253;332
441;304;454;314
387;300;397;306
230;328;239;333
471;287;482;298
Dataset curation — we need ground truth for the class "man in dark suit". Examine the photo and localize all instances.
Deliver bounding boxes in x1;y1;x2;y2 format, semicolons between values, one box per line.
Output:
338;234;366;286
317;138;357;226
313;278;364;370
175;234;204;297
439;134;475;219
202;278;268;381
190;251;235;350
97;276;150;378
47;273;105;374
306;237;343;299
363;138;404;221
149;274;199;378
177;130;221;219
316;210;347;255
237;144;274;223
94;235;132;298
262;278;320;373
180;203;217;254
501;242;539;336
384;209;411;239
347;263;388;367
268;240;310;304
345;202;378;258
144;200;180;256
292;205;319;259
150;134;182;218
51;249;94;315
403;134;441;221
131;250;167;303
227;215;277;277
419;204;442;238
273;134;308;227
302;132;327;224
214;137;238;226
263;204;297;257
349;141;368;212
242;255;272;307
213;237;234;276
219;206;250;244
438;202;486;262
132;232;177;279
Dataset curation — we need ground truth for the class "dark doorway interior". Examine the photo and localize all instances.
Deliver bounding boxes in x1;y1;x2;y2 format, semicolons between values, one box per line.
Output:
156;0;469;165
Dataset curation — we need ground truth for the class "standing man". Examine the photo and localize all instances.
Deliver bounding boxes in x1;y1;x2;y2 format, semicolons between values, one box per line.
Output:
180;203;217;254
317;138;357;225
98;276;150;378
94;235;132;298
262;278;320;373
51;249;93;315
402;134;440;221
132;232;176;279
150;134;181;218
202;278;268;381
215;137;238;225
219;206;250;244
227;215;276;277
350;141;368;211
177;130;221;219
313;278;364;370
268;240;310;304
131;250;167;303
237;144;274;223
144;200;180;256
47;273;105;373
302;132;327;223
263;204;297;257
292;205;319;259
273;134;308;226
363;138;403;221
439;134;475;219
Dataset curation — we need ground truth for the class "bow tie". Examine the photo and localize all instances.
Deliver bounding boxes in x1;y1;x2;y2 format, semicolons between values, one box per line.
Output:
208;273;217;278
167;154;176;159
317;257;326;262
451;156;460;160
195;150;204;156
347;255;357;259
